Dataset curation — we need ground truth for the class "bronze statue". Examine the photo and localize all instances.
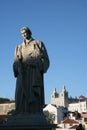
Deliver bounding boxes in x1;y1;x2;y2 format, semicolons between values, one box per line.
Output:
13;27;50;114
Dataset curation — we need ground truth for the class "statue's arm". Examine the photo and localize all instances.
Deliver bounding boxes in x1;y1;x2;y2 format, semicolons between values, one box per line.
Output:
13;46;19;77
38;41;50;73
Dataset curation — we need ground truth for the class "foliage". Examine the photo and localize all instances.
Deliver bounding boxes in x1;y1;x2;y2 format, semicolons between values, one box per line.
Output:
44;110;55;124
75;111;81;119
7;109;15;115
0;98;10;104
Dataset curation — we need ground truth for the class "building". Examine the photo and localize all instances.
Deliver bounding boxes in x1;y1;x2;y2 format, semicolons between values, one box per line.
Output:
58;118;79;129
43;104;68;124
49;86;87;125
0;85;87;128
51;86;68;108
81;112;87;129
68;100;87;113
51;86;87;114
0;101;15;115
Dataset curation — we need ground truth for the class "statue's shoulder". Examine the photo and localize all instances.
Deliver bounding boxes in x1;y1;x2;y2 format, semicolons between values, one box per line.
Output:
15;43;23;52
15;43;22;48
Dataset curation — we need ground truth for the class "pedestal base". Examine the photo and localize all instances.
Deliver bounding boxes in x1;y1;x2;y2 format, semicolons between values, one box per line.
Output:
0;124;55;130
0;113;56;130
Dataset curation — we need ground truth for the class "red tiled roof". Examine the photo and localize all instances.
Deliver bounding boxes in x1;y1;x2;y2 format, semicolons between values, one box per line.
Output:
0;115;9;120
62;118;78;124
79;95;85;99
82;112;87;114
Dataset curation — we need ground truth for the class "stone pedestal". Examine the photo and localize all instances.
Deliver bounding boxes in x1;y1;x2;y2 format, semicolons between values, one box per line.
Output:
0;124;55;130
0;113;56;130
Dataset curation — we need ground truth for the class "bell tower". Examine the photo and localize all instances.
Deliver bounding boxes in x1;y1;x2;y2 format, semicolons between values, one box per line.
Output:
60;85;68;108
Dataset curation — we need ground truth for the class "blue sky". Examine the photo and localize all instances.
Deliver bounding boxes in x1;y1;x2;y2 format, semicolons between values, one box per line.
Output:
0;0;87;103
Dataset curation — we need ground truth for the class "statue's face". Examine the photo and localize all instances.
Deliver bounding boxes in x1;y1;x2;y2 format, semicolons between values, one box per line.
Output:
21;30;29;40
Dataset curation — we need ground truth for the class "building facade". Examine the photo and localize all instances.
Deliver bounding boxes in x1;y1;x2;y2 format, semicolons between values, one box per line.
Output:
51;86;69;108
0;102;15;115
68;100;87;113
43;104;65;124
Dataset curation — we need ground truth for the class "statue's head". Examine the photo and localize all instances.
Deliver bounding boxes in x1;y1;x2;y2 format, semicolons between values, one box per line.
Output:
20;27;32;39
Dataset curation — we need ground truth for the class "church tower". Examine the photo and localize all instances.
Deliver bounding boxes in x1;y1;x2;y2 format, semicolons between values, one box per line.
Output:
59;85;68;108
51;88;59;98
51;88;59;105
51;86;69;108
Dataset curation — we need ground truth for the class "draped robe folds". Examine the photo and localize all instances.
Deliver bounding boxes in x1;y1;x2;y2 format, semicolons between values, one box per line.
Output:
13;38;50;113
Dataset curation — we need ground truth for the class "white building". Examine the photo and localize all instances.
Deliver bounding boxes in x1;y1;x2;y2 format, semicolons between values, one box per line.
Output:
68;100;87;113
0;102;15;115
43;104;66;124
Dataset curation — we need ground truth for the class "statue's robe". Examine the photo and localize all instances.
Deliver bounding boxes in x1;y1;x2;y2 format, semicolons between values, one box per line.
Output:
13;38;50;113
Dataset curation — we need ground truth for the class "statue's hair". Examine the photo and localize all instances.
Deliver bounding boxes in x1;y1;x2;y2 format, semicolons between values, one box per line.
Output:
20;26;32;35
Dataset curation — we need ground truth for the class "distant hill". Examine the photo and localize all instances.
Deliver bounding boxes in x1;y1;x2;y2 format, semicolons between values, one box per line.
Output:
0;98;10;104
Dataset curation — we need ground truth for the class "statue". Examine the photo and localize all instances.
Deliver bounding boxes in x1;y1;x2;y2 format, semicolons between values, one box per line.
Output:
13;27;50;114
0;27;55;130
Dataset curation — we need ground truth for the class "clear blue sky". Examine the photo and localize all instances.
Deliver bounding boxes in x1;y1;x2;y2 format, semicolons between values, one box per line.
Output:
0;0;87;103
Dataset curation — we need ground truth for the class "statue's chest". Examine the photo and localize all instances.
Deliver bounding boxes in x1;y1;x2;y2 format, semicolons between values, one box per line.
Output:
22;44;34;55
21;43;40;60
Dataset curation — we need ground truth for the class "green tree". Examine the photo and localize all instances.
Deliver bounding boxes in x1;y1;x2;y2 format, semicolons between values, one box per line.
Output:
44;110;55;124
7;109;15;115
0;98;10;103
